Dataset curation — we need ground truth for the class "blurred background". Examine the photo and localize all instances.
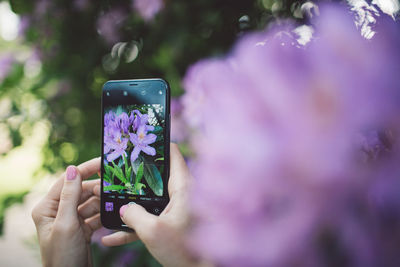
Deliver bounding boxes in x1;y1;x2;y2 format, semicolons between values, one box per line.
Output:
0;0;398;266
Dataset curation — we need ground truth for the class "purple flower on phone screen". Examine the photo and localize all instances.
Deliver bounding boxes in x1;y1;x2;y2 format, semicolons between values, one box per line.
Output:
117;112;131;134
131;110;154;132
106;129;128;162
129;124;157;163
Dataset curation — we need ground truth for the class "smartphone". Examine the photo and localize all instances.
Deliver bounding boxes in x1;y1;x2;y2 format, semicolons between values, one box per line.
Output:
100;79;170;231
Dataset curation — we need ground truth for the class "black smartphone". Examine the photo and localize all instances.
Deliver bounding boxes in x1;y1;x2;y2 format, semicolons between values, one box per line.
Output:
100;79;170;231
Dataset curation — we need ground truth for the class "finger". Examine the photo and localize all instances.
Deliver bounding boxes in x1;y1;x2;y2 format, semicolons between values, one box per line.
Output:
93;184;101;198
168;143;192;195
78;196;100;219
46;157;101;201
120;203;157;238
85;214;102;233
79;179;100;204
55;165;83;222
102;231;139;247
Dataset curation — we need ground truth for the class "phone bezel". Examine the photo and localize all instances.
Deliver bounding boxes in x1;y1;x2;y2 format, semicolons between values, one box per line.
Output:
100;78;171;231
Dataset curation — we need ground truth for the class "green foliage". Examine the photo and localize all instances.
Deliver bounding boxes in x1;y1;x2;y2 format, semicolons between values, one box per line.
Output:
142;163;163;197
0;191;28;235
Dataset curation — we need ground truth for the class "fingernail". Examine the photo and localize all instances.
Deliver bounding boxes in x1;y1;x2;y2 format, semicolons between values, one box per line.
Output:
120;205;128;217
66;166;77;180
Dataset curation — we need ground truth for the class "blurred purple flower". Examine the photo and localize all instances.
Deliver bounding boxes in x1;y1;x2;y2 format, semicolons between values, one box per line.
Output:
132;0;164;22
129;124;157;163
34;0;51;15
170;98;188;142
113;250;137;267
73;0;90;11
183;3;400;267
91;227;113;248
18;16;30;37
0;55;14;83
97;8;126;45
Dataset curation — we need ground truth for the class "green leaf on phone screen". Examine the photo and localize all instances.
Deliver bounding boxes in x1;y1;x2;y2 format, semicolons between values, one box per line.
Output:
104;185;126;191
136;182;146;191
135;162;144;185
111;162;129;184
143;164;163;196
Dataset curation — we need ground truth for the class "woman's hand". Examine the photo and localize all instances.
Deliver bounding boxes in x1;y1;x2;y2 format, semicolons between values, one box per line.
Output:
101;143;204;267
32;158;102;267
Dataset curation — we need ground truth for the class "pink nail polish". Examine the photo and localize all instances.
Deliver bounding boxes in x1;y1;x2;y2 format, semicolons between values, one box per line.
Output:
120;205;128;217
66;166;77;180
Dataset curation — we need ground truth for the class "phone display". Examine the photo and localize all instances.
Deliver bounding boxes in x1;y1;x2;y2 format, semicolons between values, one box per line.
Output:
101;79;170;231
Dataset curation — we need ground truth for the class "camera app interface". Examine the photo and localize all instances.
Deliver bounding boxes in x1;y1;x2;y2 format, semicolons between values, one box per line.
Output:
102;83;168;223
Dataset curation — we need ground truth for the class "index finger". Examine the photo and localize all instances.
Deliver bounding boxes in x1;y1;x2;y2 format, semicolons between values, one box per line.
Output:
46;157;101;201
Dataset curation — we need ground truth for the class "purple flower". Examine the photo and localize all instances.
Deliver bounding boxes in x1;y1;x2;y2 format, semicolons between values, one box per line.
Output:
106;130;128;162
132;0;164;22
183;3;400;267
73;0;90;11
97;8;126;45
170;98;188;142
116;112;131;134
0;55;14;83
104;110;130;162
129;124;157;163
131;110;154;132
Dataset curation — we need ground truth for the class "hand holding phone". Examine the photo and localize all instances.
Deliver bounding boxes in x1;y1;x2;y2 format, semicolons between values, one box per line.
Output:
101;79;170;231
102;144;203;267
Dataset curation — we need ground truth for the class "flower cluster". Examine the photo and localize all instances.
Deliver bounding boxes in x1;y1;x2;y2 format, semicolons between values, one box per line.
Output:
183;4;400;267
104;109;156;165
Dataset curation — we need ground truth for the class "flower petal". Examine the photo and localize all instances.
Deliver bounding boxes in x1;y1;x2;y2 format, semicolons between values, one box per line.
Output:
130;146;141;163
143;133;157;144
141;145;156;156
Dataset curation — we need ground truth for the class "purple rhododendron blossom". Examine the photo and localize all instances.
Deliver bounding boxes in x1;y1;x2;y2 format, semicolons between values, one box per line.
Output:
183;3;400;267
104;110;129;162
131;110;154;132
170;98;188;142
132;0;164;22
129;124;157;163
104;109;157;164
106;129;128;162
0;55;14;83
96;8;126;45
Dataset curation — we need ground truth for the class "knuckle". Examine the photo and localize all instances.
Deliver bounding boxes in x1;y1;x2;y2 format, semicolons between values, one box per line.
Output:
60;190;73;202
52;221;76;235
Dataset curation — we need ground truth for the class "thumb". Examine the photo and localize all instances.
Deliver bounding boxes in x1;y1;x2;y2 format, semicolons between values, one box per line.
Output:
57;165;82;222
120;203;158;236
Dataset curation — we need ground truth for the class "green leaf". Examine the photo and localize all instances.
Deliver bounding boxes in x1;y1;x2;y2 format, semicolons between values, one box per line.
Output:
104;173;112;183
123;154;129;177
104;165;115;179
155;157;164;162
104;185;126;191
136;183;146;191
135;162;144;185
110;162;129;184
143;164;163;196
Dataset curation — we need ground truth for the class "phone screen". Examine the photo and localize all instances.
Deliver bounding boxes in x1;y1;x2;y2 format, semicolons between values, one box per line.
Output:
101;79;170;230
